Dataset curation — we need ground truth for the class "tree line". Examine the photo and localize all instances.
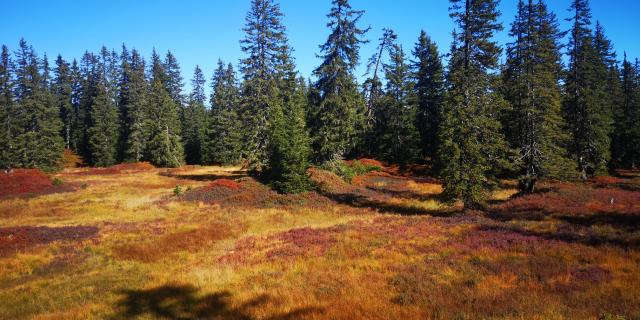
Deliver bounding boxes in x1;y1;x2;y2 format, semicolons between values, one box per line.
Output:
1;0;639;206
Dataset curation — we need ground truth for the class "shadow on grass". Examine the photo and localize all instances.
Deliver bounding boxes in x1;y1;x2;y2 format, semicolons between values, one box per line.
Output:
479;221;640;249
112;284;322;320
483;205;640;249
160;172;248;182
323;192;459;217
364;186;442;203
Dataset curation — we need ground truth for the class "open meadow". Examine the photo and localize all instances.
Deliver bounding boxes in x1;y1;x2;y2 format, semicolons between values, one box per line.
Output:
1;162;639;319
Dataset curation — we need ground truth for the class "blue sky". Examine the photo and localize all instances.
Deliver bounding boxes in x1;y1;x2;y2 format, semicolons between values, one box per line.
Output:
2;0;639;95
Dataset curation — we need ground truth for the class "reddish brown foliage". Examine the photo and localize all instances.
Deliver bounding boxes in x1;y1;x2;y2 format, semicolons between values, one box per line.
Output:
354;158;384;168
113;223;235;263
494;183;640;217
62;149;84;168
308;167;353;194
205;179;240;190
0;169;55;197
182;177;331;209
220;217;445;264
219;226;341;264
0;226;99;256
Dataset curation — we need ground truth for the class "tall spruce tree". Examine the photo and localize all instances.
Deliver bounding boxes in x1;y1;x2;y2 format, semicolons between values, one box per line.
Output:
13;39;63;171
593;22;624;172
69;59;83;154
266;76;312;193
264;39;313;193
53;55;75;150
123;49;148;162
163;51;184;108
0;45;16;168
239;0;288;170
363;29;395;129
310;0;368;163
77;51;99;162
205;61;243;165
564;0;613;178
502;0;575;192
412;30;445;160
376;35;420;165
88;81;119;167
438;0;511;207
144;50;184;167
614;55;640;168
117;45;131;161
182;65;207;164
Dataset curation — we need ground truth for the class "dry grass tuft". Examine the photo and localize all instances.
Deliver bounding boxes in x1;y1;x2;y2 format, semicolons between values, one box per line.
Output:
113;223;236;263
0;225;99;257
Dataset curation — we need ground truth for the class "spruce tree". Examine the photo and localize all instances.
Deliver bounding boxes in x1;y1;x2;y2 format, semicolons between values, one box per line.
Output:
564;0;613;178
53;55;75;150
614;55;640;168
310;0;368;163
376;35;420;165
77;51;99;162
13;39;64;171
0;45;16;169
266;77;312;193
412;30;445;160
182;65;207;164
88;81;119;166
502;0;575;192
123;49;148;162
164;51;184;107
362;28;396;153
69;59;83;153
239;0;289;170
204;61;243;165
117;45;131;161
145;50;184;167
438;0;511;207
264;39;313;193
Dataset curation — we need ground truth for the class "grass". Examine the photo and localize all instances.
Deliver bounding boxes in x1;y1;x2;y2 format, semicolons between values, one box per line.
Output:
0;164;639;319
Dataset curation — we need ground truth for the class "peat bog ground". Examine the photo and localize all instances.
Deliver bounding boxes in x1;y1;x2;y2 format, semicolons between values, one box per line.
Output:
0;163;639;319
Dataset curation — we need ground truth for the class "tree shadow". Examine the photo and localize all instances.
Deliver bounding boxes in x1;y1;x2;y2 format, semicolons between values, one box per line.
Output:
111;284;322;320
323;192;459;217
364;186;442;202
478;221;640;249
160;172;248;182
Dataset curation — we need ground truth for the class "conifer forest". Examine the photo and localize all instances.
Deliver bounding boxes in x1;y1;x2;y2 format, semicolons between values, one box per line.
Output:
1;0;640;319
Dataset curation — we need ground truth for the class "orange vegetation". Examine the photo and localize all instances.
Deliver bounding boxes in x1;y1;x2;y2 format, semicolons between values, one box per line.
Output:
69;162;155;175
0;169;56;197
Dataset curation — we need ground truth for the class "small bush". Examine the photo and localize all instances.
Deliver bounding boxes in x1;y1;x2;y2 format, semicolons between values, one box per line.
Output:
52;178;64;186
62;149;84;168
599;313;626;320
173;185;182;197
321;159;382;183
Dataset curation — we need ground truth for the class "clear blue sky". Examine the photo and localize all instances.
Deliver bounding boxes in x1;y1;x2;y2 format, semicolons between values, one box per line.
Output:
2;0;639;95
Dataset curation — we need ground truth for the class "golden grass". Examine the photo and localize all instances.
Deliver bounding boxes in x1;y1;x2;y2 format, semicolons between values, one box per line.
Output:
0;166;639;319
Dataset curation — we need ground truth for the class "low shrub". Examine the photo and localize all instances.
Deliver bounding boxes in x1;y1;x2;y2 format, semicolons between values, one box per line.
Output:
0;169;53;197
52;178;64;186
62;149;84;168
173;185;183;197
321;159;382;183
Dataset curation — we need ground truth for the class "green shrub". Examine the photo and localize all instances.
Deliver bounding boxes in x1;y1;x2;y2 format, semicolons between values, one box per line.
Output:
52;178;64;186
321;159;382;183
173;185;183;197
